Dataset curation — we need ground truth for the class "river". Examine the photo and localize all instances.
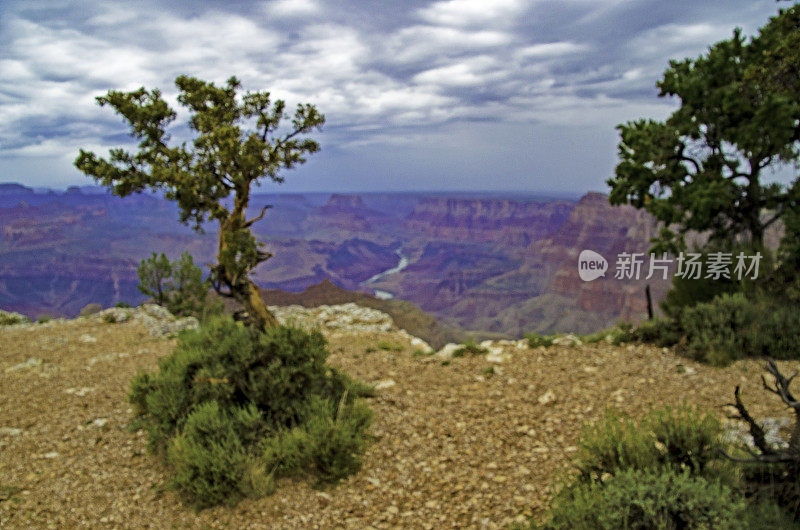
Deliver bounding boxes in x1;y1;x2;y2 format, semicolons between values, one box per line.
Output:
363;248;409;299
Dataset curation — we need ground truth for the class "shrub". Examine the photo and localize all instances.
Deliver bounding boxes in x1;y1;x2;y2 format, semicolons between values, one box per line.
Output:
137;251;217;318
574;406;723;482
79;303;103;317
0;311;30;326
129;316;371;508
675;293;800;365
376;340;402;352
536;467;745;530
115;301;132;308
452;340;488;357
525;333;554;348
36;314;52;323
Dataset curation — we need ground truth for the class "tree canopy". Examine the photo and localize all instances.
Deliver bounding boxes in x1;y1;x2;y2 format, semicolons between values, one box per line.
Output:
607;5;800;253
75;75;324;330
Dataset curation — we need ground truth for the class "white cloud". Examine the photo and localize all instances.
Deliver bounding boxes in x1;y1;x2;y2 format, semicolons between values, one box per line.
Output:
417;0;532;27
265;0;321;18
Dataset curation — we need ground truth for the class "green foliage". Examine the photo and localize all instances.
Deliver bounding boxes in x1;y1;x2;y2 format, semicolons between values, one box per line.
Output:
452;340;488;357
102;313;118;324
262;395;371;484
536;467;745;530
675;292;800;365
114;301;131;308
137;251;216;318
36;314;51;323
627;318;682;347
607;7;800;251
375;340;403;352
660;272;739;319
129;316;371;508
74;75;325;331
0;311;30;326
575;406;724;482
529;405;745;529
525;333;554;348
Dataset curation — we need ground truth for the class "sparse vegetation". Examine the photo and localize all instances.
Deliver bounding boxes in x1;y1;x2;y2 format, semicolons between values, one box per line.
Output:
36;314;52;324
115;301;132;308
528;405;737;529
137;251;218;319
0;311;30;326
525;333;554;348
376;340;403;352
534;467;745;530
128;316;371;508
452;340;487;357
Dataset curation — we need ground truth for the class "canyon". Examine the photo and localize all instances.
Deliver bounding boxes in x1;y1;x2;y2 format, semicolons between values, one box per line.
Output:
0;183;672;336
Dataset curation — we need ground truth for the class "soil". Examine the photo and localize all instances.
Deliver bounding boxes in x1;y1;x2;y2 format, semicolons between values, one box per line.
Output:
1;316;796;529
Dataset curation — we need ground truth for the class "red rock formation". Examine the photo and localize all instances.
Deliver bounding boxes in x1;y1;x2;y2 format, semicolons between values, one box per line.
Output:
403;197;572;244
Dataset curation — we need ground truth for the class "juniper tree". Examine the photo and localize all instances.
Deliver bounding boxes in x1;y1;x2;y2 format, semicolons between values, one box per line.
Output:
607;6;800;253
75;76;324;330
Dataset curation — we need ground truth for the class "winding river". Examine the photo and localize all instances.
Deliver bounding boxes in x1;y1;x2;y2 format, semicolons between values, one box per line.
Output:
362;248;409;299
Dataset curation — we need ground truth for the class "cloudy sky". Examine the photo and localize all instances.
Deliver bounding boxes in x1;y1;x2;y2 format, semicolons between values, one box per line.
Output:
0;0;787;194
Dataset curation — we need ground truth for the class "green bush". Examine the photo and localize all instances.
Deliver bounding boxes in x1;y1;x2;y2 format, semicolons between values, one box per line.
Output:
675;293;800;365
137;251;219;319
260;395;371;484
527;405;744;529
453;340;488;357
129;316;371;508
0;311;30;325
376;340;402;352
536;467;745;530
115;301;132;308
575;406;723;482
629;318;681;347
525;333;554;348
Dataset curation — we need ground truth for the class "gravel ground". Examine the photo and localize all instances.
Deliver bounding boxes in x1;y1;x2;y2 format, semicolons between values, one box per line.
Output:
0;316;796;529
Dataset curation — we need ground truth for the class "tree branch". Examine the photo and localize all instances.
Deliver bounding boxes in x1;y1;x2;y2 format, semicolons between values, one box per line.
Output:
243;205;272;228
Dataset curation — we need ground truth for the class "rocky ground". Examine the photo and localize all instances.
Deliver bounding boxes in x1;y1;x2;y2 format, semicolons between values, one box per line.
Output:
0;304;797;529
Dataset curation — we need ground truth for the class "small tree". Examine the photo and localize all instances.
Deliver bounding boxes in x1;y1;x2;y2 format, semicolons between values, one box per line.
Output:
607;7;800;253
76;76;324;330
137;251;211;317
137;252;173;306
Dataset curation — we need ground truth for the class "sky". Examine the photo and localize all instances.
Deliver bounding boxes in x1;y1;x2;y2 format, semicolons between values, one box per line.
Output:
0;0;790;194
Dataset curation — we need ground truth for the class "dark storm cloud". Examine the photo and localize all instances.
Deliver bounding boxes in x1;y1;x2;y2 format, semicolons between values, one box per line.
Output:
0;0;788;192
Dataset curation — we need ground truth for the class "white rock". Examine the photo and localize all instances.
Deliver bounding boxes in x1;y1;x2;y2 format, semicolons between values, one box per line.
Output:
141;304;174;321
64;387;94;397
374;379;396;390
538;390;557;405
92;418;109;428
435;343;461;359
552;334;582;347
0;427;23;436
409;336;433;353
479;340;494;348
486;347;511;364
5;357;42;373
42;452;59;459
79;334;97;343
